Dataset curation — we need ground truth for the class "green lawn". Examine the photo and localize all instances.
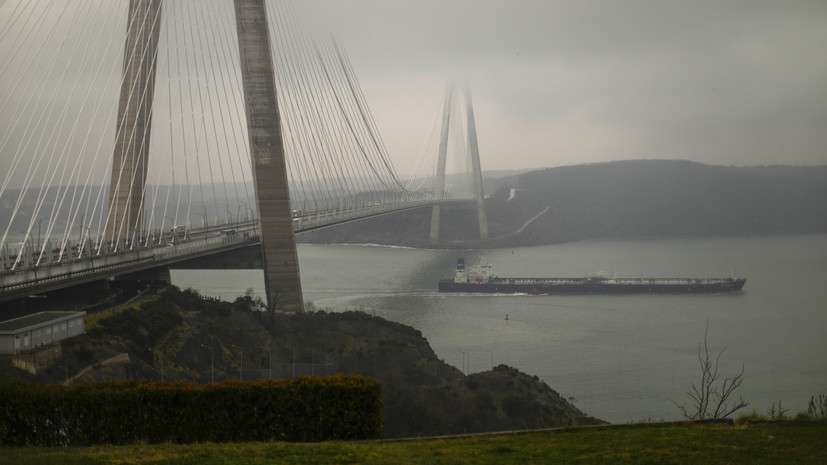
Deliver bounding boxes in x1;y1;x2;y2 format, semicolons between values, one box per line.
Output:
2;420;825;465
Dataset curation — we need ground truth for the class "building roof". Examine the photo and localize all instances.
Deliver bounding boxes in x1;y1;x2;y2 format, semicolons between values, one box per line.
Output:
0;311;86;334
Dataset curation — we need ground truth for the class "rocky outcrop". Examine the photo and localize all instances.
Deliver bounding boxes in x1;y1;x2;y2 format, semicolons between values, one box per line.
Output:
8;288;604;437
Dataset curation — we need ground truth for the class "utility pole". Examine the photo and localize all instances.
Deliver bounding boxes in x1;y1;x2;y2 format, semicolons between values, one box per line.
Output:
232;344;243;380
200;344;214;383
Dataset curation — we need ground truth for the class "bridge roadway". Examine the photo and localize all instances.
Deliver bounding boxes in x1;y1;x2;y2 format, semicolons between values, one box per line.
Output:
0;199;467;303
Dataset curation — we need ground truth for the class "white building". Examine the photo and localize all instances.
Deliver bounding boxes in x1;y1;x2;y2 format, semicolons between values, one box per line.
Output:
0;311;86;354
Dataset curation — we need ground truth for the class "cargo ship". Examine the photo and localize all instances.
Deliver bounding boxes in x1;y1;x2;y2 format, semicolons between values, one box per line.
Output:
438;257;746;294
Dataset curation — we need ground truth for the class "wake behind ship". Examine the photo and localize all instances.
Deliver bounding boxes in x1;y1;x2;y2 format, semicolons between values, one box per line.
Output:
438;257;746;294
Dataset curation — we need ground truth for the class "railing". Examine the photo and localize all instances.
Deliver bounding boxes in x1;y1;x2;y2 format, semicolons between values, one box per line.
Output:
0;232;259;292
290;199;438;231
0;197;467;296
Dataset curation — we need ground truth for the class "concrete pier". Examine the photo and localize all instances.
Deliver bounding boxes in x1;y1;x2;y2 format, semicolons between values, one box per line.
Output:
429;86;454;244
107;0;162;244
429;85;489;243
464;88;489;240
234;0;304;312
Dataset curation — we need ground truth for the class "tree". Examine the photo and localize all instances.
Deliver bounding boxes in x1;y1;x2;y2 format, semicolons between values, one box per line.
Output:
673;323;749;420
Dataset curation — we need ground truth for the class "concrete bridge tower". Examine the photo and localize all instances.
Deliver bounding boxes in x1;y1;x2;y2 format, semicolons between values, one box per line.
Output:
234;0;304;312
107;0;304;311
429;85;489;244
106;0;162;244
464;87;489;240
429;86;454;244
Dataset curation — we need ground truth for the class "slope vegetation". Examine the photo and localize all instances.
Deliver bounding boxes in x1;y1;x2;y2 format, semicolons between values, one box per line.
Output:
4;288;602;438
299;160;827;247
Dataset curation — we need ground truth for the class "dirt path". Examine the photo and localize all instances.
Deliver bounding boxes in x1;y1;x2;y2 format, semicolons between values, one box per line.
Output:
492;206;550;240
65;353;130;385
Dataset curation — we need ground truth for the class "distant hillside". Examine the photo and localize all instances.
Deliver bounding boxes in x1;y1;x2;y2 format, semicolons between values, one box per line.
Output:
490;160;827;246
299;160;827;247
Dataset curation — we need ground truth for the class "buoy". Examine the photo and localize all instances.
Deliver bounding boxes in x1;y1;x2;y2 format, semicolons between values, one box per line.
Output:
505;314;509;321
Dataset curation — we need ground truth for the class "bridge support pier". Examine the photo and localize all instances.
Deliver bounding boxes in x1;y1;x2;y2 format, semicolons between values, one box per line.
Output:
106;0;162;245
429;85;488;244
429;87;453;244
234;0;304;312
464;88;489;240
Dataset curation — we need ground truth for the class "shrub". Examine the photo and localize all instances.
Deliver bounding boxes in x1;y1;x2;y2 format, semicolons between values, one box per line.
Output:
808;394;827;420
502;395;538;418
673;323;748;420
0;376;382;446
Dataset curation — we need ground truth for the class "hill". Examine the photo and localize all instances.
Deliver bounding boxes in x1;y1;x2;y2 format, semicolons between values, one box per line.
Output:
1;288;603;438
299;160;827;247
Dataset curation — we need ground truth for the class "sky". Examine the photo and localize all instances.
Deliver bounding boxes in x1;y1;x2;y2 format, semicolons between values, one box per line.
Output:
1;0;825;190
311;0;827;174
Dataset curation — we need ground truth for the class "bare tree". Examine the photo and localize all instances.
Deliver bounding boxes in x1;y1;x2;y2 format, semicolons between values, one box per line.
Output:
673;323;749;420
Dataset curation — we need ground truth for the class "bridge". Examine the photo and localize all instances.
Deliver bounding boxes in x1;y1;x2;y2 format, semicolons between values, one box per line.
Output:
0;0;490;311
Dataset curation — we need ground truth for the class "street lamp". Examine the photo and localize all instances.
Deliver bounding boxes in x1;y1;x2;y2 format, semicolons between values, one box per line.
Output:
483;349;494;370
148;347;164;382
200;344;214;383
232;344;243;380
222;203;232;226
238;202;248;222
58;361;69;384
36;217;44;251
199;205;208;228
163;216;175;245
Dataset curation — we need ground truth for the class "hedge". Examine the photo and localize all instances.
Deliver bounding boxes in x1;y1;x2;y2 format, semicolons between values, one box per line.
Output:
0;375;382;446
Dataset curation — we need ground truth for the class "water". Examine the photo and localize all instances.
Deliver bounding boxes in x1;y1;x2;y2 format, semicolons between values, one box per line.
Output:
171;234;827;423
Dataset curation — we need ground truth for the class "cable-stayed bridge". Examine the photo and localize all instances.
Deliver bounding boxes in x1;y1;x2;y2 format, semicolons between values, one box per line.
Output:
0;0;489;311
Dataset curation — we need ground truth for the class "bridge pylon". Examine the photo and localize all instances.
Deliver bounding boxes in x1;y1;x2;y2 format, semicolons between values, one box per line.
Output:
106;0;162;245
102;0;304;311
234;0;304;312
429;86;453;244
430;84;489;244
464;87;489;240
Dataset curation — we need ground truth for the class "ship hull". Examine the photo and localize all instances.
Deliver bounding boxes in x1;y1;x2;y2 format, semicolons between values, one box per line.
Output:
438;278;746;294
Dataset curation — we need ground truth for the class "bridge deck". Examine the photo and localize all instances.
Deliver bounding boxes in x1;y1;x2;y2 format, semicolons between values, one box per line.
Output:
0;200;467;303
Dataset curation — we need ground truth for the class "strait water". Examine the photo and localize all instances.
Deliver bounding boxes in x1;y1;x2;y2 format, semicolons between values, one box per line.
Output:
171;234;827;424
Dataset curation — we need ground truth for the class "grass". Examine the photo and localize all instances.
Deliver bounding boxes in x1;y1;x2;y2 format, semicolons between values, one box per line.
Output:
2;420;826;465
84;301;144;330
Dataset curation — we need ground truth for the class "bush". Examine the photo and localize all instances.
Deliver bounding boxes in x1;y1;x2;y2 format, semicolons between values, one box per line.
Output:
0;376;382;446
502;395;539;418
97;299;182;349
808;394;827;420
673;324;748;420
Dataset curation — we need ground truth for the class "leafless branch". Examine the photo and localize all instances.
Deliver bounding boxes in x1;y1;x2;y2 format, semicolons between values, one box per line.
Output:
674;321;749;420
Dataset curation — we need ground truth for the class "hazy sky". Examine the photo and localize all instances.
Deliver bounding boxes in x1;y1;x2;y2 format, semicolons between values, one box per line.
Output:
1;0;825;188
312;0;827;173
